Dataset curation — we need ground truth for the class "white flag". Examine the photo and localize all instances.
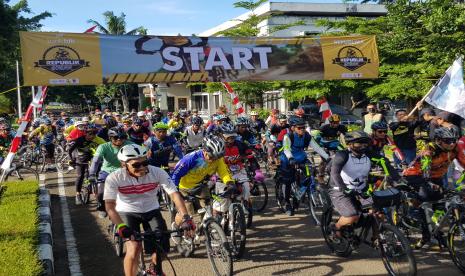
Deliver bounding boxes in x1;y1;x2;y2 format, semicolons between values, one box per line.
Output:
425;57;465;119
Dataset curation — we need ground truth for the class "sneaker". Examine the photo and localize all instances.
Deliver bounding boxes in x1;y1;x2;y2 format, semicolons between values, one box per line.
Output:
147;263;166;276
98;211;107;218
285;204;294;216
171;222;181;245
75;195;82;205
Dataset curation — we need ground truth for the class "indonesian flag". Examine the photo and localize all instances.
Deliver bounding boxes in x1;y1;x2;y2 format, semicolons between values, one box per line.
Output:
317;97;332;124
222;82;245;115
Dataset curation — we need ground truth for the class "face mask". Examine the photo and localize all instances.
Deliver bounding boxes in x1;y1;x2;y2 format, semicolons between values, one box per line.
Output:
368;108;375;113
351;143;368;155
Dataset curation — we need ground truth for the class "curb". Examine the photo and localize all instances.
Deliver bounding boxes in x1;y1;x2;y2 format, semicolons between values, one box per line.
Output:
38;174;54;276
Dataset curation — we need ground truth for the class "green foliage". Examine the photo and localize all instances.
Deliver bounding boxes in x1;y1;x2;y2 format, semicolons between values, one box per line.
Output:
316;0;465;101
0;94;13;114
250;108;270;119
0;180;42;276
87;11;145;35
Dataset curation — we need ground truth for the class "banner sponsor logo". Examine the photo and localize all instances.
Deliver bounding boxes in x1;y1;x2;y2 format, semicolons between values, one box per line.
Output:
35;45;89;76
332;46;371;71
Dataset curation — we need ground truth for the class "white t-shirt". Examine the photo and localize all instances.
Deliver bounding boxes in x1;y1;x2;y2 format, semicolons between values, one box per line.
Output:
104;165;178;213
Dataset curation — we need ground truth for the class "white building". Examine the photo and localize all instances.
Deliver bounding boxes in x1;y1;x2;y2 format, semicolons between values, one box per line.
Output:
149;2;387;115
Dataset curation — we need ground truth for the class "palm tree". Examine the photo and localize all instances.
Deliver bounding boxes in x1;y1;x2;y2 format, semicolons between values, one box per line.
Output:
88;11;147;112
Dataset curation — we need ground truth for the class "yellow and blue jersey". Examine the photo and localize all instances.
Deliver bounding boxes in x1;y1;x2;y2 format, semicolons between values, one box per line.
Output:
171;150;233;190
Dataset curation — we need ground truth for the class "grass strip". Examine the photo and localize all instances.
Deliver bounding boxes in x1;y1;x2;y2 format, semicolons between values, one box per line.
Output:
0;180;43;276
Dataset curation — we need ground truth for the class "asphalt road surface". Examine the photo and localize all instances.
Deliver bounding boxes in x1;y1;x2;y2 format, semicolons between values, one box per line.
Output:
45;171;463;276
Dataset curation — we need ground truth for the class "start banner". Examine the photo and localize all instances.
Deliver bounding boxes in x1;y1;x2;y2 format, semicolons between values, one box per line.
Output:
20;32;379;85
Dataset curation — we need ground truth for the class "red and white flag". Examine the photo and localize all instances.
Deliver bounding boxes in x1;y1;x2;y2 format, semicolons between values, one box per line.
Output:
222;82;245;116
317;96;332;124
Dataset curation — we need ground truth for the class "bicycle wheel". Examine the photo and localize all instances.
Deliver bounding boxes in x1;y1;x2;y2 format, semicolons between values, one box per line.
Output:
320;207;352;257
228;204;246;259
308;186;331;226
275;181;286;213
4;166;39;182
250;181;268;212
448;221;465;273
80;185;90;205
379;224;417;276
204;219;233;276
111;224;124;257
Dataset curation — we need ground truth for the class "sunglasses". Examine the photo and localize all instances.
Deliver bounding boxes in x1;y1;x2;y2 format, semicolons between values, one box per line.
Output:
441;138;457;145
129;160;149;169
376;130;387;134
295;126;306;130
111;136;126;141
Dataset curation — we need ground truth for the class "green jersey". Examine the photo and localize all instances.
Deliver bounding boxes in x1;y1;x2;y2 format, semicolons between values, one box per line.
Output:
94;140;133;174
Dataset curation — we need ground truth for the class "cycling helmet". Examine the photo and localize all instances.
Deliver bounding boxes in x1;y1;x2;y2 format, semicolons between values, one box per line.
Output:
288;116;305;126
105;117;118;128
220;122;235;133
74;121;86;127
108;127;127;138
371;121;388;130
216;114;227;121
191;116;203;126
42;118;52;125
236;116;249;126
328;114;341;123
434;127;458;140
153;122;169;130
32;118;41;128
202;135;225;159
167;112;173;116
82;117;90;122
278;114;287;120
344;130;371;144
249;110;259;116
137;111;145;117
173;112;180;117
117;144;148;162
133;118;144;126
294;108;305;117
179;111;188;118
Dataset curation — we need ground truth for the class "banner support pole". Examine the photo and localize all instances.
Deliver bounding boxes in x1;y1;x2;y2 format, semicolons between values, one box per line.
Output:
16;60;22;119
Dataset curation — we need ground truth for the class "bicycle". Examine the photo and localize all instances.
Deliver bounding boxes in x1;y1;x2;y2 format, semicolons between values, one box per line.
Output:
321;188;417;276
212;182;247;259
173;183;233;276
0;162;39;182
80;175;98;205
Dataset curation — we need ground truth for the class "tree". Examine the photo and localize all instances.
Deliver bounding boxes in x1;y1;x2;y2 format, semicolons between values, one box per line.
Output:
0;0;51;114
315;0;465;103
88;11;146;112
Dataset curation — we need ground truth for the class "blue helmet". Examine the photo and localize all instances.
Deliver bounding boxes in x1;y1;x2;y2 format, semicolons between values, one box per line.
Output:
371;121;388;130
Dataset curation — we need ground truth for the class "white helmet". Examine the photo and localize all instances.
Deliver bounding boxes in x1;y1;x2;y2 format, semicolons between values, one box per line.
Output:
137;111;145;117
117;144;148;162
82;117;90;122
74;121;86;127
202;135;225;159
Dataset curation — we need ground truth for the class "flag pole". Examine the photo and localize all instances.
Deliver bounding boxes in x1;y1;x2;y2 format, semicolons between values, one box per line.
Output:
16;60;22;119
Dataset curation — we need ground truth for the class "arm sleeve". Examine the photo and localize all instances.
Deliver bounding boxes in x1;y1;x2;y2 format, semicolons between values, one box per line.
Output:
367;150;401;181
282;134;293;160
171;156;195;187
89;145;104;176
103;173;117;201
330;151;349;190
67;139;80;159
216;158;234;184
171;137;184;159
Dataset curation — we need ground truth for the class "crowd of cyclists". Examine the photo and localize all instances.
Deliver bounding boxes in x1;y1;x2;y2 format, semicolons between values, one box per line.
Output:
2;101;465;276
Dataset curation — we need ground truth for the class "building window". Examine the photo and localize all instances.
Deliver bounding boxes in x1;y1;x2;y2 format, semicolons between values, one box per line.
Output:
193;95;209;110
190;85;204;93
178;98;188;110
214;94;220;110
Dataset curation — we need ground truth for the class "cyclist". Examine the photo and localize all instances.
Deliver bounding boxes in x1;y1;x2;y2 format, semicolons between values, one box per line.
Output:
236;116;265;183
104;144;194;276
249;111;266;135
403;127;458;248
265;108;280;126
92;109;106;128
317;114;346;151
0;124;15;164
67;125;105;205
145;122;183;171
152;107;163;123
265;114;287;168
171;135;234;218
206;114;229;136
389;109;419;165
89;127;134;218
183;116;205;152
278;116;312;216
97;116;119;142
127;118;152;145
162;112;173;124
137;111;152;131
66;120;88;141
122;116;132;131
28;118;57;171
328;130;400;237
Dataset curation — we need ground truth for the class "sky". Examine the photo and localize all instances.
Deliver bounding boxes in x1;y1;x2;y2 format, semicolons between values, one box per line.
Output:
13;0;346;35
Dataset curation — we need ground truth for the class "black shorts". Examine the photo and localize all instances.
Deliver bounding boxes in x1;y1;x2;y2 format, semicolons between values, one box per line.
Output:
43;144;55;159
119;209;170;254
329;188;373;217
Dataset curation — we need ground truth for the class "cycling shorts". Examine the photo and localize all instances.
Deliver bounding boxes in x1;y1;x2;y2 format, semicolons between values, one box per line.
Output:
43;144;55;159
328;189;373;217
119;209;169;254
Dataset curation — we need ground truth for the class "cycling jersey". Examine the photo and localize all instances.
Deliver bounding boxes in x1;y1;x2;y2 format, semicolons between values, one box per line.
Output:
63;125;75;138
29;125;56;145
171;150;233;190
237;130;258;146
319;124;347;140
184;126;204;148
104;165;178;213
90;140;134;174
403;142;457;179
67;128;86;141
0;132;14;157
389;120;420;150
280;131;311;163
144;135;183;167
250;118;266;134
224;140;248;171
67;136;105;164
168;119;182;130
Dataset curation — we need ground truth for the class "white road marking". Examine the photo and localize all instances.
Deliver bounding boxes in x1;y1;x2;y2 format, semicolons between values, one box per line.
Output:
57;171;83;276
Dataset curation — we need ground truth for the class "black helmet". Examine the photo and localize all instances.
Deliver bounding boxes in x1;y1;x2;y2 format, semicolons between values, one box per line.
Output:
288;116;305;126
105;117;118;128
192;116;203;126
434;127;458;140
108;127;127;139
371;121;388;130
344;130;371;144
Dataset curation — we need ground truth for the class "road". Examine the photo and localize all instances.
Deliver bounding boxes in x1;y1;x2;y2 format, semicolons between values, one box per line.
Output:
45;171;462;276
